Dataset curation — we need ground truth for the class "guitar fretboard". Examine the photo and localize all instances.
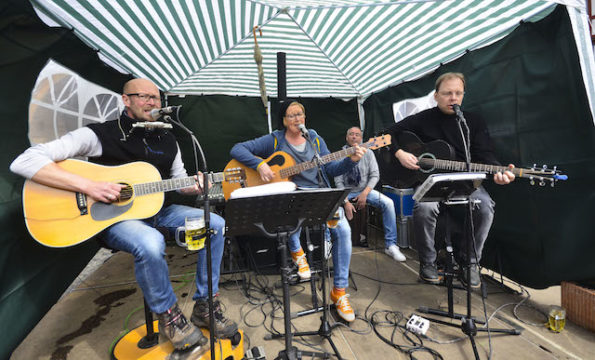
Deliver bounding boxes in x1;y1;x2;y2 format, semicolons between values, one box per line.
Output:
419;158;527;177
133;172;225;196
279;143;378;179
133;176;195;196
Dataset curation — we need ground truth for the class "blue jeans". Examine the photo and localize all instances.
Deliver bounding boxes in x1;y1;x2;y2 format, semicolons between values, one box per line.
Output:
413;186;495;265
102;204;225;314
348;189;397;248
288;207;352;289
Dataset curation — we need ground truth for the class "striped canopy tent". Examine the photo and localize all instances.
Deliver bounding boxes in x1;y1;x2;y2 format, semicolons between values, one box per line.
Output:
30;0;595;114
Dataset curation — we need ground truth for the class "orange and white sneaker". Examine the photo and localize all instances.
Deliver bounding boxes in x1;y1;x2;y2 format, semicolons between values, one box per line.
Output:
330;287;355;322
291;249;311;280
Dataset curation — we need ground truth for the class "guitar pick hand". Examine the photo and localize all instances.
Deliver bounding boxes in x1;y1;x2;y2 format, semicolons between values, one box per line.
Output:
395;149;420;170
257;163;275;182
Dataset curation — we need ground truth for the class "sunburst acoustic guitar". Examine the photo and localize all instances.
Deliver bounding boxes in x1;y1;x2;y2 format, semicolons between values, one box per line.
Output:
222;134;392;200
22;159;245;247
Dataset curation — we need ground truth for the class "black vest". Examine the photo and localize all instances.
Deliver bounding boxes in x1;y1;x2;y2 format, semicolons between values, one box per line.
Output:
87;112;179;180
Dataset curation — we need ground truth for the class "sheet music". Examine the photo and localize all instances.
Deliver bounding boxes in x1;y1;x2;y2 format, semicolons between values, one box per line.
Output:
229;181;297;199
413;172;486;202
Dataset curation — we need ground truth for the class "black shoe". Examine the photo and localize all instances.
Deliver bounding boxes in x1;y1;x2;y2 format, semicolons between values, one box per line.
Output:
157;303;208;351
191;298;238;339
420;262;440;284
460;264;481;289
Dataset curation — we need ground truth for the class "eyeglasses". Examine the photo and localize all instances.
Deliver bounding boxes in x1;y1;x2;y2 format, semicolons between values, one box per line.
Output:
126;93;161;103
285;112;305;120
348;132;362;137
438;91;465;98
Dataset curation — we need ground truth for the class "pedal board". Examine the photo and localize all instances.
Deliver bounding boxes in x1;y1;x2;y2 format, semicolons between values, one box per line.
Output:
406;314;430;335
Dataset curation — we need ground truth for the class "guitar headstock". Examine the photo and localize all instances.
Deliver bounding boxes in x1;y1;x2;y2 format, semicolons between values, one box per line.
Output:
522;164;568;187
365;134;392;150
224;167;246;183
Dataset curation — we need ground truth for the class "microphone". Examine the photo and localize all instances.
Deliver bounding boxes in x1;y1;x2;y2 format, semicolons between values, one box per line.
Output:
132;121;173;129
452;104;464;119
298;124;310;139
149;106;181;120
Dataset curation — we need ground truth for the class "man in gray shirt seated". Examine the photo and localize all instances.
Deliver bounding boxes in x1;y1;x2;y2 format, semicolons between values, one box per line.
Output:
335;127;406;262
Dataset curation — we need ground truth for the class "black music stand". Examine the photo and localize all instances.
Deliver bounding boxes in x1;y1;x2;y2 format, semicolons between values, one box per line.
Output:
413;173;520;360
225;188;350;360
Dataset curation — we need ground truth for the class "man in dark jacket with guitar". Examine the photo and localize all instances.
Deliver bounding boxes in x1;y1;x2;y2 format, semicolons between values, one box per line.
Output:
386;72;515;288
10;78;236;354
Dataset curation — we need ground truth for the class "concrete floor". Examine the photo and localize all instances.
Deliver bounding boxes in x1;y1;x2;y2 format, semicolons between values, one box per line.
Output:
11;228;595;360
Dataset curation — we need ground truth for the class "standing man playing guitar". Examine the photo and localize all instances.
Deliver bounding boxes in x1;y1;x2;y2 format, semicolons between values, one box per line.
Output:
230;100;366;322
386;72;516;288
10;78;237;354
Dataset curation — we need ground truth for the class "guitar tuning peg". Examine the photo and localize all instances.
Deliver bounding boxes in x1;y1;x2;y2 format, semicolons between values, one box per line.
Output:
542;164;547;171
530;177;535;186
539;178;546;186
532;163;537;170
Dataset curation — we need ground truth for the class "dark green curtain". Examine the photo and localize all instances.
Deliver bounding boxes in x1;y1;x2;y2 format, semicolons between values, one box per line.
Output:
364;5;595;289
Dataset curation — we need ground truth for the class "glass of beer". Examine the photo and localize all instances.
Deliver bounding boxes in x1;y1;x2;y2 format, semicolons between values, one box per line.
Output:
547;305;566;332
175;217;206;251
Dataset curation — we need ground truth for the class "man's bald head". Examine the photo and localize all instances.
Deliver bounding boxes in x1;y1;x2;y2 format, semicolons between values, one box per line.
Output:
123;78;159;95
122;78;161;121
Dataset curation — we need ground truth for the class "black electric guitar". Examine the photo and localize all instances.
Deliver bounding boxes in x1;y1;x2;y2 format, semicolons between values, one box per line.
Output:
394;131;567;188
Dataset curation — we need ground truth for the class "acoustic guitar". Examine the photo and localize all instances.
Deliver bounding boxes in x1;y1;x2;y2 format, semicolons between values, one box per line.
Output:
222;134;392;200
22;159;245;248
394;131;567;188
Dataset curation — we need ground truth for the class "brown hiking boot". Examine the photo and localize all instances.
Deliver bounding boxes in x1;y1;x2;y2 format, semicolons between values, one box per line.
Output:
157;303;208;351
191;297;238;338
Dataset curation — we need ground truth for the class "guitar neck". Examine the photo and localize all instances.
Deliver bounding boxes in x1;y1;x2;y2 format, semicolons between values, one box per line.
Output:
133;176;195;196
419;158;532;178
133;172;224;196
279;145;365;178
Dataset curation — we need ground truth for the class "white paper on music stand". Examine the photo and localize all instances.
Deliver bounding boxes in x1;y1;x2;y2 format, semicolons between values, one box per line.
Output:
229;181;297;199
413;172;486;201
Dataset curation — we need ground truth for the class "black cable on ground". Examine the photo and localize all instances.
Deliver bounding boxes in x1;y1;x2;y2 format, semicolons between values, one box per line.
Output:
359;230;444;360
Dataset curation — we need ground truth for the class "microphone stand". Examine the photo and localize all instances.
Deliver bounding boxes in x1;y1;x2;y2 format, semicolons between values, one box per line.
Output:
455;108;471;173
164;112;217;360
454;108;483;357
298;129;344;359
301;130;327;187
453;107;520;358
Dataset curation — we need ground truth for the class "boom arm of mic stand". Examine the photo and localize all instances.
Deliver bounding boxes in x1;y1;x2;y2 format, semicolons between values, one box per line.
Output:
165;114;216;359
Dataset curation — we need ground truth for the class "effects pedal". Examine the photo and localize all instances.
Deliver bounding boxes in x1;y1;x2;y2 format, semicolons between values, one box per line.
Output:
406;314;430;335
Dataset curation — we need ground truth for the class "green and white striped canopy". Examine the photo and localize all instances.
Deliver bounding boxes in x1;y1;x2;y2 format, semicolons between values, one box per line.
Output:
30;0;580;98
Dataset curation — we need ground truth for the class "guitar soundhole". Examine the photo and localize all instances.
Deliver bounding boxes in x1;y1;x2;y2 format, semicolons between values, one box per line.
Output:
119;183;133;201
418;152;436;173
268;154;286;167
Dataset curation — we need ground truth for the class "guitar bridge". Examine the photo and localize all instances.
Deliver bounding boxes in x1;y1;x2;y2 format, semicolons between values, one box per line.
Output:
75;192;88;215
